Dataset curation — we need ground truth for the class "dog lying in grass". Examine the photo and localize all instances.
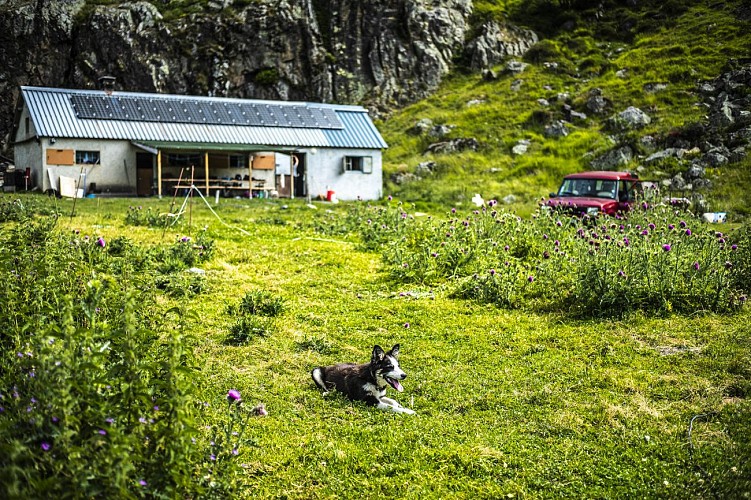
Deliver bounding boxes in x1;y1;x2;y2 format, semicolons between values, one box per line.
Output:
311;344;416;415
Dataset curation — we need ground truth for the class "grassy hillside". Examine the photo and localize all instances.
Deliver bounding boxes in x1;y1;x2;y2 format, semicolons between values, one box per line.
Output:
380;0;751;217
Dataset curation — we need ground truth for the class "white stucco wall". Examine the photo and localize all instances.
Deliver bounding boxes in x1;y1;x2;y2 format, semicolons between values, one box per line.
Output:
306;148;383;201
40;138;137;193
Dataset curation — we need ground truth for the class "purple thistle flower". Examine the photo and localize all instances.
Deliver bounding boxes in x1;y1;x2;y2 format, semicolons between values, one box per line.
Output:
227;389;241;403
648;223;656;230
668;224;675;230
489;269;496;276
543;234;549;240
504;245;510;252
618;270;626;278
451;208;456;214
431;252;438;258
210;454;216;461
554;240;560;247
716;232;723;238
404;323;410;328
725;261;733;269
731;244;738;251
139;479;147;487
685;229;692;236
98;429;107;435
51;416;59;424
543;251;550;259
96;237;106;248
719;238;726;244
232;448;239;455
388;195;393;201
679;220;687;228
662;244;671;252
527;276;534;283
556;220;562;227
693;262;700;271
641;230;649;236
41;442;51;451
105;418;114;424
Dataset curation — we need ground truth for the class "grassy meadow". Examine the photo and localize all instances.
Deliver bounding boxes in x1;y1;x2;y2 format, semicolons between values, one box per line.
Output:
1;193;749;498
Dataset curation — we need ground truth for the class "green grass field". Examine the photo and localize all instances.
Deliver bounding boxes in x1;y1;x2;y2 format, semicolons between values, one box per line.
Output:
3;194;746;498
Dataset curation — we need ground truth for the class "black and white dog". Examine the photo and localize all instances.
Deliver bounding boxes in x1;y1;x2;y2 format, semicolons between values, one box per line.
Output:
311;344;416;415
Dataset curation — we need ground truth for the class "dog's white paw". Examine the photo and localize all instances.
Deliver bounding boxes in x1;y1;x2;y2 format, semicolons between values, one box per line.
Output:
402;408;416;415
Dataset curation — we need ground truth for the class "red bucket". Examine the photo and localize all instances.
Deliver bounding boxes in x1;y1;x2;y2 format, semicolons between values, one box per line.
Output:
326;190;335;201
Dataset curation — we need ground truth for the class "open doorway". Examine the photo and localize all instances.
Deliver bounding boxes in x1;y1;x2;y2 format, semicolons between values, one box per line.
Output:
136;152;154;196
293;153;306;198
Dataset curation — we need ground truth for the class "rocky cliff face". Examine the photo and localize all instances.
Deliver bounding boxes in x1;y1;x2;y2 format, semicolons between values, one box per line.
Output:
1;0;537;153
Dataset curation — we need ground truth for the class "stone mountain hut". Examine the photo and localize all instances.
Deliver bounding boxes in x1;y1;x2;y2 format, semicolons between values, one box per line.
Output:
12;84;387;200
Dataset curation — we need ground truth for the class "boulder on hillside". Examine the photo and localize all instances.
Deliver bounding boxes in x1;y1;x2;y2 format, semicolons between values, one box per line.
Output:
608;106;651;130
589;146;633;170
544;120;569;138
464;21;538;70
424;138;480;155
410;118;433;135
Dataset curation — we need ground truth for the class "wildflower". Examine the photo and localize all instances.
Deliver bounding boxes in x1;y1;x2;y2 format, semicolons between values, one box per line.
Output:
662;244;671;252
719;238;726;244
51;416;59;424
41;442;51;451
431;252;438;258
105;418;114;424
725;261;733;269
679;220;687;228
388;195;393;201
227;389;242;403
180;236;190;242
618;270;626;278
402;263;408;268
693;262;700;271
731;244;738;251
543;234;548;240
685;229;692;236
504;245;509;252
740;295;747;303
554;240;560;247
139;480;147;487
648;223;656;230
98;429;107;435
451;208;456;214
543;251;550;259
210;454;216;461
139;417;148;424
716;232;723;238
404;323;410;328
528;276;534;283
641;230;648;236
668;224;675;230
232;448;239;455
556;220;562;227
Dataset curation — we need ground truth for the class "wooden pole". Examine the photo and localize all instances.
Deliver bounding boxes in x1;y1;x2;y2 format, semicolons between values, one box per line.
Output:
157;150;163;197
204;151;210;196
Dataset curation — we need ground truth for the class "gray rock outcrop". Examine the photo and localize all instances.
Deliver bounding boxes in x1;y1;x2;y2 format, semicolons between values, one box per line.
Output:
464;21;538;70
1;0;479;151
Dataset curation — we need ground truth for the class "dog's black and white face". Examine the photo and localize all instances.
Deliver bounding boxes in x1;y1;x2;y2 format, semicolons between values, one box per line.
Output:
371;344;407;393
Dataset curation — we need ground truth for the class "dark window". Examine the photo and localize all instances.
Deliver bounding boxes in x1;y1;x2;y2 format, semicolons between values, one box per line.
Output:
166;153;202;167
75;150;100;165
229;154;247;168
25;117;30;135
343;156;373;174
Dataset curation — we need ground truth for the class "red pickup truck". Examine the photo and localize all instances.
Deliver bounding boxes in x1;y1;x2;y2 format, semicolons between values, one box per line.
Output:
545;171;643;216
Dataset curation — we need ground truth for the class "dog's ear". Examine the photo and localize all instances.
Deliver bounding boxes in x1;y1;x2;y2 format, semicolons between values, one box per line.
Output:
371;345;385;363
389;344;400;359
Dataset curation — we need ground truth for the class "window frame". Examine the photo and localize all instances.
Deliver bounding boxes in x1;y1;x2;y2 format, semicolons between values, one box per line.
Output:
342;155;373;174
75;150;101;165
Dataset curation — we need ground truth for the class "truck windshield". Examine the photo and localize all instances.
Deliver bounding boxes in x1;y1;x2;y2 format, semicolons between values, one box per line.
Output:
558;178;617;199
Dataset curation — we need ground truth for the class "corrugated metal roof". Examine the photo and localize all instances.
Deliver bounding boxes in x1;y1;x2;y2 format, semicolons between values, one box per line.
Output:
21;86;388;150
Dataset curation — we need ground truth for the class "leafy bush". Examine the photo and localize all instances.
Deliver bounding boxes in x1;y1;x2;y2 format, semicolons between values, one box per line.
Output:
229;290;286;317
124;205;175;228
334;198;746;317
224;290;286;345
